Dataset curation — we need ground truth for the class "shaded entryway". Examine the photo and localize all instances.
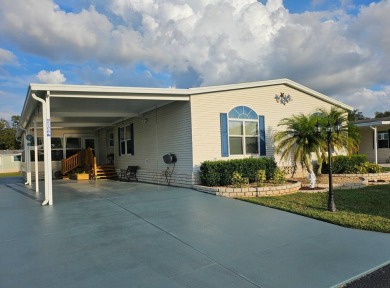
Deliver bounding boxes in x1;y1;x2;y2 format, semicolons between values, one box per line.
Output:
1;178;390;288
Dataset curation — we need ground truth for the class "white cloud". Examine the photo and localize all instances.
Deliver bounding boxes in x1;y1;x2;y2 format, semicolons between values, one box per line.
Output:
36;70;66;84
0;48;17;65
98;67;114;76
343;86;390;118
0;0;389;117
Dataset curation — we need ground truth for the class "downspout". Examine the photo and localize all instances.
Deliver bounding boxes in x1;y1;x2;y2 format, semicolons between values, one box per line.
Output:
31;92;50;206
34;117;39;193
19;127;31;185
370;126;378;164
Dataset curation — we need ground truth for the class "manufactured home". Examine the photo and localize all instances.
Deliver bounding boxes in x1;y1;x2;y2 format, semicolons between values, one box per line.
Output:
0;150;22;173
18;79;353;205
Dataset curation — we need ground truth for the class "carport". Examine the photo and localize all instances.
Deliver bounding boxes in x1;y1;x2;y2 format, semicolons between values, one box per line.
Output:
18;84;189;205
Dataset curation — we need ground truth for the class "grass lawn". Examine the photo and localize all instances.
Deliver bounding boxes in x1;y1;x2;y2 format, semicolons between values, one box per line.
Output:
0;172;22;178
240;184;390;233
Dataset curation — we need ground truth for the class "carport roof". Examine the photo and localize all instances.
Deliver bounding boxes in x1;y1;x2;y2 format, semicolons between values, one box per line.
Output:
20;84;190;131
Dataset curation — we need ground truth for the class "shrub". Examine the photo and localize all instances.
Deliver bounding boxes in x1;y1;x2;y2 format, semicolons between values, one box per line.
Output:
255;170;267;187
322;155;367;174
231;172;249;188
365;162;383;173
271;168;286;184
351;162;383;174
199;157;277;187
322;155;383;174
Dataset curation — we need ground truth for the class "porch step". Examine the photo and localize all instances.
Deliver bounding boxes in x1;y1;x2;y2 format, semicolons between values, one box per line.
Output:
95;165;118;179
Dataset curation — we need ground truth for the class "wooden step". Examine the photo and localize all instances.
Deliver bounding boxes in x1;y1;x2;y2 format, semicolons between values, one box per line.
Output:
95;165;118;179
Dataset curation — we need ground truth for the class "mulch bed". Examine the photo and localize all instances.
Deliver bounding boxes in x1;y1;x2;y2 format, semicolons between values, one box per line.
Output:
291;175;363;186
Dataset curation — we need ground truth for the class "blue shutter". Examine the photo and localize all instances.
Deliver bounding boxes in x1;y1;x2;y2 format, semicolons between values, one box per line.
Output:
118;128;121;156
130;124;134;155
259;115;266;156
220;113;228;157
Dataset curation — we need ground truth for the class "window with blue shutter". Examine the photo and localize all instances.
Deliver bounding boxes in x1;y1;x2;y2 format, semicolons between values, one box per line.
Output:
259;115;266;156
220;106;265;157
220;113;228;157
119;123;134;156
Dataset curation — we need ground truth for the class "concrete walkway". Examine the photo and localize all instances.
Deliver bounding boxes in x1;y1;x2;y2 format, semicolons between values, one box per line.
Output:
1;177;389;288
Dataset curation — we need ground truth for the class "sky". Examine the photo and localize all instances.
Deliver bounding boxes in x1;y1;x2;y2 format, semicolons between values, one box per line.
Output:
0;0;389;121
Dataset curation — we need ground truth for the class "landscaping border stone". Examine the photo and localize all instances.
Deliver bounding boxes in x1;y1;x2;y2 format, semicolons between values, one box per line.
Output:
192;172;390;198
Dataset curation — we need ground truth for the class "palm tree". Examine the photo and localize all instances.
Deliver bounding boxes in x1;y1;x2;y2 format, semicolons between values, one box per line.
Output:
274;113;323;176
316;107;361;174
274;108;361;178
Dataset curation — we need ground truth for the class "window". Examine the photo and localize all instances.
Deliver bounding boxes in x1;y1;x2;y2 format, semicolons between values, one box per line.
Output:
378;131;389;148
220;106;266;157
228;106;259;155
30;137;63;161
118;124;134;156
108;132;114;147
65;137;81;158
13;155;21;162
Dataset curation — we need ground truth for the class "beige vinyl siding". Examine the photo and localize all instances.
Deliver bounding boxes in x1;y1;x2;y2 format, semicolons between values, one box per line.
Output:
190;84;338;169
115;101;193;173
0;154;21;173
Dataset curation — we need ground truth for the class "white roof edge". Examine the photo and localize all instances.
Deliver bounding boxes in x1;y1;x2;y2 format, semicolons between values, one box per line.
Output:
355;121;390;127
188;78;353;111
28;79;353;111
28;83;189;96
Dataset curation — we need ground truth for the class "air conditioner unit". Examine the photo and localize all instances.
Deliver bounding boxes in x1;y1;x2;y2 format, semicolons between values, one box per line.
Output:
52;170;62;179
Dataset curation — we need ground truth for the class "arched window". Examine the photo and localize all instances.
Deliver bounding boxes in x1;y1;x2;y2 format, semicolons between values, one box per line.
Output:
220;106;266;157
228;106;259;155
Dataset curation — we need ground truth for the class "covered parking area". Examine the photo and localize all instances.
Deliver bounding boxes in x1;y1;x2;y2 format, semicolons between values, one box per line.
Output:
18;84;190;205
1;177;390;288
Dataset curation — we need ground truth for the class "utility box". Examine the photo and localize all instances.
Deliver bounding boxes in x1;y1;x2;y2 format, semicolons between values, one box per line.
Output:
163;153;177;164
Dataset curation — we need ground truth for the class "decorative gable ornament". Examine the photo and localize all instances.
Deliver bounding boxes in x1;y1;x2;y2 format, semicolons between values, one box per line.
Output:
274;92;292;105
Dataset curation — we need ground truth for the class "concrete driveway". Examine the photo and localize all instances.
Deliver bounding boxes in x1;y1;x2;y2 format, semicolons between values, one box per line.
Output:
1;177;390;288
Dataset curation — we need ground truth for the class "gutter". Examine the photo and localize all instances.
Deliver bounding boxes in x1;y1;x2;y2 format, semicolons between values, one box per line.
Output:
31;92;50;206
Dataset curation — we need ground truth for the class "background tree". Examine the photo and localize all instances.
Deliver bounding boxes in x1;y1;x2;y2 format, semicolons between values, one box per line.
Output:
11;115;20;129
0;118;10;129
0;116;21;150
348;109;366;121
374;111;390;118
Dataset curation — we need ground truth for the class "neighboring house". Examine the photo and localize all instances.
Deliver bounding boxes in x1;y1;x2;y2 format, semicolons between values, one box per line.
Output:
355;117;390;164
0;150;22;173
18;78;353;205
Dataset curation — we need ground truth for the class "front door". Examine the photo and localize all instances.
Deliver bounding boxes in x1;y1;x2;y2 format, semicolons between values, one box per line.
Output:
84;138;95;152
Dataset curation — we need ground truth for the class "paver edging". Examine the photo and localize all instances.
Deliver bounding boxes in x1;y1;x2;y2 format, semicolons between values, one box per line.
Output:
193;180;302;198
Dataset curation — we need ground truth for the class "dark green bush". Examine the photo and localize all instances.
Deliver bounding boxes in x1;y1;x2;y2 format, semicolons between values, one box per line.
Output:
199;157;277;186
322;155;370;174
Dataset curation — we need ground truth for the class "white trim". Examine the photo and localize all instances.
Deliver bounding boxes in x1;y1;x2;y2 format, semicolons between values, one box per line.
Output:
355;121;390;127
188;79;353;111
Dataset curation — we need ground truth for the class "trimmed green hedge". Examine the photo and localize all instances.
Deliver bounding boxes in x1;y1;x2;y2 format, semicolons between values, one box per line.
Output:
322;155;382;174
199;157;277;187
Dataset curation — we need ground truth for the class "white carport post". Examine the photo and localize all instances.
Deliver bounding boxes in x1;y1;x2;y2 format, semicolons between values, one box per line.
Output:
23;129;31;185
31;92;53;205
370;126;378;164
45;93;53;205
34;117;39;193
